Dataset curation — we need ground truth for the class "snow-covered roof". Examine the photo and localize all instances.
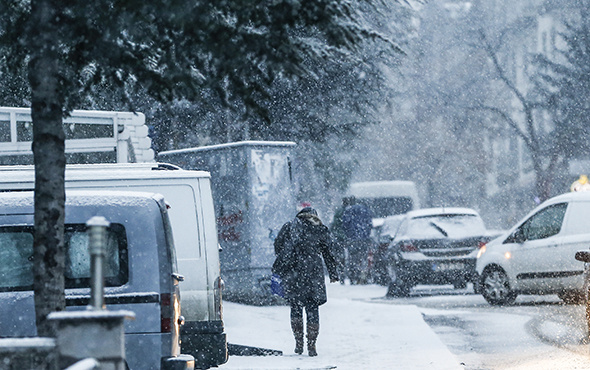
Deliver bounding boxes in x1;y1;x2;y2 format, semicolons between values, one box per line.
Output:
407;207;480;219
347;180;418;198
159;140;296;155
542;191;590;204
0;163;210;190
0;337;55;350
0;190;167;215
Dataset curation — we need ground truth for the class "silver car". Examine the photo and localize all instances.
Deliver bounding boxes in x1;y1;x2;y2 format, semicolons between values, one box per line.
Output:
386;207;495;297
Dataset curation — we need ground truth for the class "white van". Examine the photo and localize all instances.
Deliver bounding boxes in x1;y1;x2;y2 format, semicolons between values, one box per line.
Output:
476;191;590;305
346;180;420;220
0;163;227;369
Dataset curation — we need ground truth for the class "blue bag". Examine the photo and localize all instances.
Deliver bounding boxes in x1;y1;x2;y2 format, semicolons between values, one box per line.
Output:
270;273;285;297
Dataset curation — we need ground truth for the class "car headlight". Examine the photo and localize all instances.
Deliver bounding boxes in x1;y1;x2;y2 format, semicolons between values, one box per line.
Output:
476;244;487;259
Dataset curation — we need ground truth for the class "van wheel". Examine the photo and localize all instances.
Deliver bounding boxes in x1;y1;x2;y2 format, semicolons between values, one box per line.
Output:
481;268;516;305
386;263;410;297
558;290;585;305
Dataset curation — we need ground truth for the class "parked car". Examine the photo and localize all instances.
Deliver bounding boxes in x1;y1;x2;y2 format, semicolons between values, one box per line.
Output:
386;208;494;297
0;190;194;369
476;191;590;305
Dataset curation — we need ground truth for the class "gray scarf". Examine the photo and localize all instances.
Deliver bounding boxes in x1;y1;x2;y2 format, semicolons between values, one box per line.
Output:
297;212;323;226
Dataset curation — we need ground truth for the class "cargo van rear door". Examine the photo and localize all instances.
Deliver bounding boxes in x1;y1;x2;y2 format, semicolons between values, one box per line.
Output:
0;214;37;337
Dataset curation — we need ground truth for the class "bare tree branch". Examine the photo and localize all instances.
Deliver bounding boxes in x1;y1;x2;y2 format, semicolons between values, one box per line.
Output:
469;104;532;148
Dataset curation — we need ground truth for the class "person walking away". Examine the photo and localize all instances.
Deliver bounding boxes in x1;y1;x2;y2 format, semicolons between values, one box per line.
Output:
272;207;340;356
341;200;373;284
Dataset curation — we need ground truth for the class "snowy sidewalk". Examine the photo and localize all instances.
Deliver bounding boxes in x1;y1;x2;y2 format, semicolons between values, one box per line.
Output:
221;282;462;370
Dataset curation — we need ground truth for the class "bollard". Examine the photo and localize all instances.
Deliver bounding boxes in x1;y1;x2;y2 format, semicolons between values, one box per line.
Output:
86;216;111;310
48;310;135;370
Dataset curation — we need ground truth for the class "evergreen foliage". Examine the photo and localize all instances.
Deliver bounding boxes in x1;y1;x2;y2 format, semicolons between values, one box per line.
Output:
535;10;590;160
0;0;397;116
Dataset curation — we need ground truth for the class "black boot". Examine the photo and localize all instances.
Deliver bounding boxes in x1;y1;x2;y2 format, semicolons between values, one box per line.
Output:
307;323;319;357
291;317;304;355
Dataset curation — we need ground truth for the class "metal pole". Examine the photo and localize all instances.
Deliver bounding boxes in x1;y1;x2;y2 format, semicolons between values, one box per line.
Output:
86;216;111;310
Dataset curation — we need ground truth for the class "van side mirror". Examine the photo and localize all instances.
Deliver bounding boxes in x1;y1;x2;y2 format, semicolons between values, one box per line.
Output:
172;273;185;282
575;251;590;263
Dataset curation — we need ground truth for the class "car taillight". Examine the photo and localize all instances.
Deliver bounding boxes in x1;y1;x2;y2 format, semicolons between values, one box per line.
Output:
400;243;419;252
478;241;487;249
368;249;374;268
160;293;172;333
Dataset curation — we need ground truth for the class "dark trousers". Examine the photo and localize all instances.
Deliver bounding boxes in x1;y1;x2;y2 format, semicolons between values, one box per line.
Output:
290;300;320;353
348;239;371;284
290;301;319;326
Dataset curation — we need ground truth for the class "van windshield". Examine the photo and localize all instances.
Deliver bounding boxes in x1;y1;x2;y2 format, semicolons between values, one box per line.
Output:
359;197;413;218
0;224;128;292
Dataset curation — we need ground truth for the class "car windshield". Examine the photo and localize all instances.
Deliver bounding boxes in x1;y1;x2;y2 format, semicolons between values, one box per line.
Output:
381;217;404;238
406;214;486;239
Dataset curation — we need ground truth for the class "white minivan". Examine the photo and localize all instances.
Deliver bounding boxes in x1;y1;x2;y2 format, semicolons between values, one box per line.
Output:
475;191;590;305
0;163;227;369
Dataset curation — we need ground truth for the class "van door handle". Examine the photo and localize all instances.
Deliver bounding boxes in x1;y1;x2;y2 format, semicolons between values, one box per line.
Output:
172;273;185;282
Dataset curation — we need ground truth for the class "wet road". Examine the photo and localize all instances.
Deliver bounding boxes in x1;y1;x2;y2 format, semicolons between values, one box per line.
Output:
373;285;590;369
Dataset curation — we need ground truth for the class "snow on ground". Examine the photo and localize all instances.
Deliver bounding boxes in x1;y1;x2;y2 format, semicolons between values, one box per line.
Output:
221;281;462;370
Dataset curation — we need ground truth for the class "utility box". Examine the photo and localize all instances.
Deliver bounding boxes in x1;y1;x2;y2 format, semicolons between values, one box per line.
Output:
159;141;297;304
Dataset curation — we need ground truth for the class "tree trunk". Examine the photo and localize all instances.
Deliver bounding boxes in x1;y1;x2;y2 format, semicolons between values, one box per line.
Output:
28;0;66;337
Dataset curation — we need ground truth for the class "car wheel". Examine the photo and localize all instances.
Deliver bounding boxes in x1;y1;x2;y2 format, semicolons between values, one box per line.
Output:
386;263;410;297
558;290;585;305
480;267;516;305
372;260;389;286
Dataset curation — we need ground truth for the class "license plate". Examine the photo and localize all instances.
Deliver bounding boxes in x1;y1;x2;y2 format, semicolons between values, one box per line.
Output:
432;262;464;271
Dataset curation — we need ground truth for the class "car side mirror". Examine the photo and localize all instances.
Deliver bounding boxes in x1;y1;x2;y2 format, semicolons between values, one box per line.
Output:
505;229;525;244
575;250;590;263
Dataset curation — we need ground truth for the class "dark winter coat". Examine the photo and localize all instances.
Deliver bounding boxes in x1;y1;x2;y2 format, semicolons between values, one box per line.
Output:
272;212;339;307
341;204;373;240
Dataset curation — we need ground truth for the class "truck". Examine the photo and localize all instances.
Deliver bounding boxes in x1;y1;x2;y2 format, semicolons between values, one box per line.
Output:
158;141;297;304
0;106;154;165
0;107;228;368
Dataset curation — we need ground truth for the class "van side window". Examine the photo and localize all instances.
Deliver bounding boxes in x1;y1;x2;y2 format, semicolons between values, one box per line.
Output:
520;203;568;241
0;229;34;290
65;223;129;288
0;224;128;292
562;201;590;235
